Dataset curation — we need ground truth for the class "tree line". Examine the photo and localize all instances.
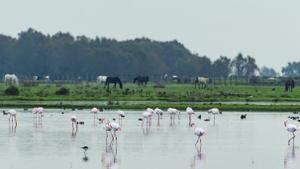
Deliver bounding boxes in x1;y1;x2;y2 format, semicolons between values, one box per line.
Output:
0;28;293;80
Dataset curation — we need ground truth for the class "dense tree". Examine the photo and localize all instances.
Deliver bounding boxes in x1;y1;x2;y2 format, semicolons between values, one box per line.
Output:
282;62;300;77
244;55;259;77
212;56;231;77
231;53;247;77
259;66;278;77
0;28;263;81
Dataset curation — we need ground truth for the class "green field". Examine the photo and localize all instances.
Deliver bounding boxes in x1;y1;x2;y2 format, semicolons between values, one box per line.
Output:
0;83;299;102
1;83;300;111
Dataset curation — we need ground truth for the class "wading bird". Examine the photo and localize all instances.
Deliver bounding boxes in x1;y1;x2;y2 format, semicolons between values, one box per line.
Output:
117;110;125;124
8;109;17;127
191;123;205;152
154;108;163;126
208;108;221;125
91;107;99;122
284;120;298;145
186;107;195;126
71;115;78;132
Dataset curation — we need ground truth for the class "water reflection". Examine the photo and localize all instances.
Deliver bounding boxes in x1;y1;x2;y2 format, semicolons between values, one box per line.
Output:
8;125;17;136
284;143;298;169
101;144;121;169
190;151;206;169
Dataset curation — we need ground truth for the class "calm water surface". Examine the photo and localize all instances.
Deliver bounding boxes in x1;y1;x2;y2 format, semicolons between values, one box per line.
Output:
0;109;299;169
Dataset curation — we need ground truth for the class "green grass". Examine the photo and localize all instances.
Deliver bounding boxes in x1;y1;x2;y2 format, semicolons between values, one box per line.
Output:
0;82;300;111
0;83;299;102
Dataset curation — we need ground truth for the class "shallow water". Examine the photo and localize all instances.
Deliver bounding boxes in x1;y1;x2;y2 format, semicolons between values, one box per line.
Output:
0;109;299;169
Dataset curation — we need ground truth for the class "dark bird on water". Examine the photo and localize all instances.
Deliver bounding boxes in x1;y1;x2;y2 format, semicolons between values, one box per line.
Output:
197;115;201;119
3;110;8;115
240;114;247;120
81;146;89;151
77;121;85;125
204;118;210;122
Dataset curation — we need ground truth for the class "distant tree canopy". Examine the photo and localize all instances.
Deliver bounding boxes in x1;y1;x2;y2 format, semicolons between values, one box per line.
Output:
260;66;278;77
282;62;300;77
230;53;259;77
0;28;261;80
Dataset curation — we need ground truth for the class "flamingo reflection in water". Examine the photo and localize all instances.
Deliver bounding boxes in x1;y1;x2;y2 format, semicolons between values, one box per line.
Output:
190;151;206;169
101;144;121;169
284;142;299;169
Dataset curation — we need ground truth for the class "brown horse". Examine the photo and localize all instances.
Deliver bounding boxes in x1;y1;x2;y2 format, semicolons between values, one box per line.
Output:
285;79;295;92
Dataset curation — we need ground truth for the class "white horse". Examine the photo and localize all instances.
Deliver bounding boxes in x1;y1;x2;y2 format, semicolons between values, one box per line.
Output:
97;76;107;84
33;75;39;81
44;75;50;81
4;74;19;86
195;77;209;88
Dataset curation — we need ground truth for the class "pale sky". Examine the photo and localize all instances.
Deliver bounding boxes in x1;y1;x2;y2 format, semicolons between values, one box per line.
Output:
1;0;300;72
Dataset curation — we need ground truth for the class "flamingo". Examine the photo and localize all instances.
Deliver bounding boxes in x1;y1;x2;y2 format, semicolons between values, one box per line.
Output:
8;109;17;127
284;120;298;145
208;108;221;125
35;107;44;119
167;108;180;125
142;110;152;127
186;107;195;126
191;123;206;151
91;107;99;122
71;115;78;131
110;120;121;144
117;110;125;124
154;108;163;126
100;118;113;143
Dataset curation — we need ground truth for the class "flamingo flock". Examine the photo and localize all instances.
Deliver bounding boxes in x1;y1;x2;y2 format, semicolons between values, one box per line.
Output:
2;107;299;154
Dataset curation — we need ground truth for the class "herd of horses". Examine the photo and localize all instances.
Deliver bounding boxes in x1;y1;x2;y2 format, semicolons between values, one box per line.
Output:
2;73;298;92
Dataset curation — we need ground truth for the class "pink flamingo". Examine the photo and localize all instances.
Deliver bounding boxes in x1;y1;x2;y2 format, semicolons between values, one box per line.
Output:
8;109;17;127
100;118;113;143
154;108;163;126
191;123;206;151
208;108;221;126
142;111;152;127
91;107;99;122
284;120;298;145
110;120;121;144
167;108;180;125
186;107;195;126
71;115;78;131
32;107;44;119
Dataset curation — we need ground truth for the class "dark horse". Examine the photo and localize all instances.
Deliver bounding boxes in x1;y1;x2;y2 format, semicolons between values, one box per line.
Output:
285;79;295;92
133;76;149;85
105;77;123;90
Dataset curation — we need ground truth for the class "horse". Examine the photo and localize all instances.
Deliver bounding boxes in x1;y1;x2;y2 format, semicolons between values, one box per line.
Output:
133;76;149;86
285;79;295;92
172;75;181;84
4;74;19;86
97;76;107;84
195;77;209;88
105;77;123;90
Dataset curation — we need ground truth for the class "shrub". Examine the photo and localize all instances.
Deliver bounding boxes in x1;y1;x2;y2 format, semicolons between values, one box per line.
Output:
5;86;19;96
55;87;70;95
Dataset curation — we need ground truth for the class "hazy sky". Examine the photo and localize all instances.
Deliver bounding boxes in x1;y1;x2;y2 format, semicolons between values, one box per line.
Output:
1;0;300;71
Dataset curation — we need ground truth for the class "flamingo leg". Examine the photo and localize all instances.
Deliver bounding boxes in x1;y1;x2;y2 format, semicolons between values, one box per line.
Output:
288;133;296;145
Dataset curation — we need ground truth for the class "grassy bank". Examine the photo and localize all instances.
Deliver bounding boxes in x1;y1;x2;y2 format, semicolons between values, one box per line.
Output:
0;83;300;102
1;101;300;112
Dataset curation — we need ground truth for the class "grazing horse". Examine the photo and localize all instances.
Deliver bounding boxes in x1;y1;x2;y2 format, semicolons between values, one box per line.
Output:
97;76;107;84
4;74;19;86
195;77;209;88
285;79;295;92
133;76;149;86
105;77;123;90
